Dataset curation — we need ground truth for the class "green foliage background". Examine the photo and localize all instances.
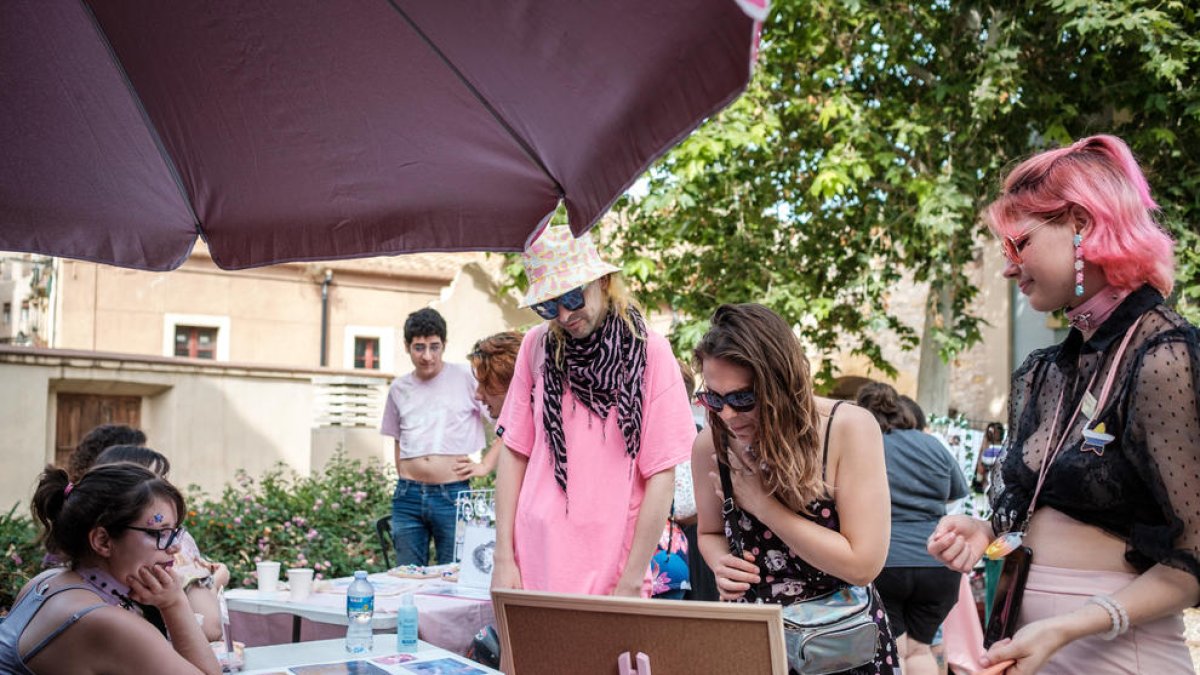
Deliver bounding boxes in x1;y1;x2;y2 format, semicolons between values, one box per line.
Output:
602;0;1200;380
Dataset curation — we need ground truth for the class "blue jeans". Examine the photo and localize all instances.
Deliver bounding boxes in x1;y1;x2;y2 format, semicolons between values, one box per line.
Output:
391;478;469;566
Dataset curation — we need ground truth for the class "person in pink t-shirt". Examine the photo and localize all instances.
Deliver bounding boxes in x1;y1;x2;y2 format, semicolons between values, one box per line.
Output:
492;226;696;599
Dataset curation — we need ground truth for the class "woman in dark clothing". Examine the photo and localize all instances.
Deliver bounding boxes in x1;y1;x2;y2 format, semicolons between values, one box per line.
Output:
858;381;967;675
929;135;1199;673
691;304;898;674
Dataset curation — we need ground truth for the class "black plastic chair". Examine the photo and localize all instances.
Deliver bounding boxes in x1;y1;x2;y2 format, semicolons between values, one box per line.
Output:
375;516;394;570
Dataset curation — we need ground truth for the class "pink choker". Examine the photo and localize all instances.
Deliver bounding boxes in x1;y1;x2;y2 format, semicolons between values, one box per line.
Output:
1066;286;1131;333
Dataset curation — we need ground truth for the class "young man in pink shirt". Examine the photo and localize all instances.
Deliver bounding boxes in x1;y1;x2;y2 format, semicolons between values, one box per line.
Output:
492;226;697;597
380;308;494;565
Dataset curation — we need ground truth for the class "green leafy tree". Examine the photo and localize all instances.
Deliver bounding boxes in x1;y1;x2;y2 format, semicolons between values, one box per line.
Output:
603;0;1199;408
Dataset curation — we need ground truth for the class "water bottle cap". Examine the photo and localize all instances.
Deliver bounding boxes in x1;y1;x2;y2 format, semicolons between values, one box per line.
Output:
354;570;368;579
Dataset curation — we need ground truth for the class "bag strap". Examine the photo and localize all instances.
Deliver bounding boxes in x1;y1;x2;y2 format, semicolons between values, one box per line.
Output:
715;425;742;556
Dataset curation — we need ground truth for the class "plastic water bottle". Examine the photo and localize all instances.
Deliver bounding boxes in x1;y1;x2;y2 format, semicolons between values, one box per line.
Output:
396;593;419;653
345;571;375;653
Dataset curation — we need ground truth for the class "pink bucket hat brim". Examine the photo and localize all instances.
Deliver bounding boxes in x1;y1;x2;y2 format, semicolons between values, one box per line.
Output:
520;226;620;308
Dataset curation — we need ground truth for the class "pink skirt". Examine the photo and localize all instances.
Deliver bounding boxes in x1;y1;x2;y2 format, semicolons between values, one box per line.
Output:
1019;563;1193;674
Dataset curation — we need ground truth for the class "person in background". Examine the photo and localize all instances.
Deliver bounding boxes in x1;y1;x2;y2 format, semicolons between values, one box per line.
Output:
898;395;927;431
857;382;967;675
0;463;220;674
66;424;146;483
492;226;696;598
692;303;897;674
466;331;523;423
380;308;490;566
672;358;719;601
929;135;1199;673
94;445;230;642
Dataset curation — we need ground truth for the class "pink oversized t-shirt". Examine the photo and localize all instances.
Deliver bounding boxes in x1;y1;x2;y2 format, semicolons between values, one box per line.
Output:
496;323;696;596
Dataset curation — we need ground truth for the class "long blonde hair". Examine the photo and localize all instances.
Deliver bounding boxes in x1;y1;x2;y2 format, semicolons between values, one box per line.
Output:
695;304;824;512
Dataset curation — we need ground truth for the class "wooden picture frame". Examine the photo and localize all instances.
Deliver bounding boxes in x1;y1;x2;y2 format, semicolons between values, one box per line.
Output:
492;589;788;674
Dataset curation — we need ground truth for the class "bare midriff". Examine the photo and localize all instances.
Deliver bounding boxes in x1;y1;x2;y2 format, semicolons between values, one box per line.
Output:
1024;507;1139;574
396;453;466;484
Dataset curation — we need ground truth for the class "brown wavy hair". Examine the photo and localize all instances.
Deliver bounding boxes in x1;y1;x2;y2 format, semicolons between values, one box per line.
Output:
694;304;824;512
468;331;524;395
856;381;916;433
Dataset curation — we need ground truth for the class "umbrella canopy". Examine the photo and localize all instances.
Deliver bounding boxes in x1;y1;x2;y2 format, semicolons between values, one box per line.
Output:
0;0;761;270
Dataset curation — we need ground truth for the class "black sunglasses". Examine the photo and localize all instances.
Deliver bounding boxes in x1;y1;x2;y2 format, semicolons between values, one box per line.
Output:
696;389;756;413
531;285;587;320
127;525;185;551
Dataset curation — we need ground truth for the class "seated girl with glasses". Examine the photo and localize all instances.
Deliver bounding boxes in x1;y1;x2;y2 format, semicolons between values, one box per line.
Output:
0;463;221;674
690;303;898;674
93;445;231;643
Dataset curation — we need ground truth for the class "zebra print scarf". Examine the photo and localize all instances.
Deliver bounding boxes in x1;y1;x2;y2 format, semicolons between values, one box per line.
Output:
542;306;648;494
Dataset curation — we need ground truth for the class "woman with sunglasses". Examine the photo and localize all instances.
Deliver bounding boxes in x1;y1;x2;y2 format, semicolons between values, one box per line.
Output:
691;303;897;674
1;463;220;674
928;135;1199;674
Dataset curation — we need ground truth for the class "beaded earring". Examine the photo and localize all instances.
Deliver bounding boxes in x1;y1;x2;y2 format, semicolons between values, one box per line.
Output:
1073;232;1084;297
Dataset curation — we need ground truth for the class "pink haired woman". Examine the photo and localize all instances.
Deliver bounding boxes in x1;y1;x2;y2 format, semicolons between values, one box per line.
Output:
928;135;1200;673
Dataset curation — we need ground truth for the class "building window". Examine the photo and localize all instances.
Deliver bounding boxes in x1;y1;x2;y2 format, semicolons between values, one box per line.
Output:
343;325;394;372
354;337;381;370
2;302;9;325
163;313;230;361
20;302;29;324
175;325;218;359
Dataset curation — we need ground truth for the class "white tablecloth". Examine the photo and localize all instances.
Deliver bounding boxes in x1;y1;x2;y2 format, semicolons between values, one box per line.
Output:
227;574;494;656
242;637;500;673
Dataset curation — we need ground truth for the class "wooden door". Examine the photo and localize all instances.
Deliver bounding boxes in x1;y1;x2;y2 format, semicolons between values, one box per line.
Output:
54;393;142;468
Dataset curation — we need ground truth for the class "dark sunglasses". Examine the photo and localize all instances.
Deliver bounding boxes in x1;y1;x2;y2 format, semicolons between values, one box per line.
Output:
127;525;185;551
531;285;587;320
696;389;756;413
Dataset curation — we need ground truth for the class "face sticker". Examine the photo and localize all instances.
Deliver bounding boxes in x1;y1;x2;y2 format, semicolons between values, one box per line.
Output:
150;513;165;525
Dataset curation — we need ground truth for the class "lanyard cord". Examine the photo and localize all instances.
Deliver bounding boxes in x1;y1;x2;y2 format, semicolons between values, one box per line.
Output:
1022;315;1146;531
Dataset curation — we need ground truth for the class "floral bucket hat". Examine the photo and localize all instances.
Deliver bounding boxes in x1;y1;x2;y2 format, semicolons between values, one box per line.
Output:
520;225;619;308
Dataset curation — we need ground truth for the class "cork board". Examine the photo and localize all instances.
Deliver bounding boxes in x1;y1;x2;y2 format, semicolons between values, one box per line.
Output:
492;589;787;675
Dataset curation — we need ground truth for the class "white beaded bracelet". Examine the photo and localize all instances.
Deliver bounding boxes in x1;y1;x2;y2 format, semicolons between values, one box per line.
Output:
1087;595;1129;640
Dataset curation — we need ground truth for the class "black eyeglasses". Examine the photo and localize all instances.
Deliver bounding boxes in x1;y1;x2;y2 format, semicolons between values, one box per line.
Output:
531;285;587;320
127;525;185;551
696;389;757;413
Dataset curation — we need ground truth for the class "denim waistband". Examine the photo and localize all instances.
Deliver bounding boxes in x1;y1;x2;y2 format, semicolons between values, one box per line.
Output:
395;477;469;493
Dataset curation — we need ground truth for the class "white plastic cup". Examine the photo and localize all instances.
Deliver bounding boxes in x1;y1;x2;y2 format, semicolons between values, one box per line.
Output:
287;567;314;601
256;561;281;593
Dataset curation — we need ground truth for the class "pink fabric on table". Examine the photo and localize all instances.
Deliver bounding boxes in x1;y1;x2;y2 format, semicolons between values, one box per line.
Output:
941;572;986;674
496;323;696;596
1018;563;1192;674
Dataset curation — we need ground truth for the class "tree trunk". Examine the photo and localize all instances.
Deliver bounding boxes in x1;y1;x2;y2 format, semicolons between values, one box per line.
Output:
916;283;952;418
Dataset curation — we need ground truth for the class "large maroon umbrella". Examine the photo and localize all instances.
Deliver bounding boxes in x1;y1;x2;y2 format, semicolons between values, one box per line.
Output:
0;1;762;271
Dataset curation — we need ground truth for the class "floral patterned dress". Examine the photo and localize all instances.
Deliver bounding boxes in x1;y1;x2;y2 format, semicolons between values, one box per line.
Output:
718;402;898;675
722;494;898;674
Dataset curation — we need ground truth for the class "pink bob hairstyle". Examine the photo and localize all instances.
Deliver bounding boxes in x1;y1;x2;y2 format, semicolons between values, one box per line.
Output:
984;135;1175;296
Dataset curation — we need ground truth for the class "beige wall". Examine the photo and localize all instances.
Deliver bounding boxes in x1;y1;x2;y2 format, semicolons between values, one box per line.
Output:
825;247;1012;424
0;347;392;511
53;253;450;370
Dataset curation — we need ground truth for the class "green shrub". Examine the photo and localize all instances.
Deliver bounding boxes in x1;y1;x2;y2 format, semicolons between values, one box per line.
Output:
0;452;397;612
186;452;395;588
0;503;42;615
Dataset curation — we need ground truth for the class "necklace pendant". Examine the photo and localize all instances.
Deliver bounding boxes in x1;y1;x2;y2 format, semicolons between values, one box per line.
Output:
985;531;1025;560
